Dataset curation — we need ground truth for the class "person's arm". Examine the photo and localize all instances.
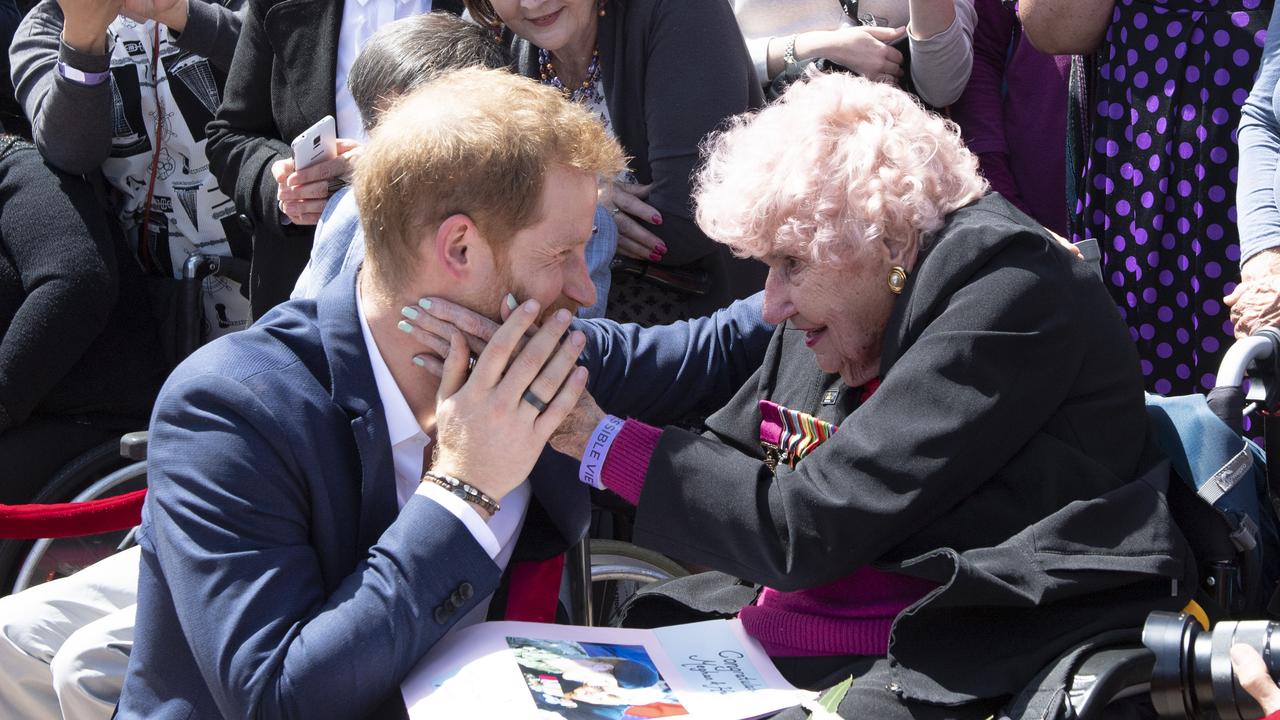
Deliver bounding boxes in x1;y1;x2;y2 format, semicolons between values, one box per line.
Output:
634;0;759;267
596;235;1090;590
908;0;976;107
1228;2;1280;337
10;0;114;174
204;1;293;236
165;0;244;72
0;147;116;430
1018;0;1113;55
143;374;502;719
949;0;1033;213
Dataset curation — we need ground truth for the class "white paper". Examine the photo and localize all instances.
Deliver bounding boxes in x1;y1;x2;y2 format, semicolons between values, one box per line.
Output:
401;619;815;719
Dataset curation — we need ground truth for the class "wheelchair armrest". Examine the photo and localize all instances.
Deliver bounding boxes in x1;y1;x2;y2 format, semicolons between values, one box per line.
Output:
1069;645;1154;720
120;431;149;462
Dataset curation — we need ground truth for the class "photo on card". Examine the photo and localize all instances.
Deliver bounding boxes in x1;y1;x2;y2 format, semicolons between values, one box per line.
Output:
506;637;689;719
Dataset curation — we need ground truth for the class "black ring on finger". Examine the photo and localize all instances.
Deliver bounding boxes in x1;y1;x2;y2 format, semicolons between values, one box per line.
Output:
521;389;549;413
467;354;477;372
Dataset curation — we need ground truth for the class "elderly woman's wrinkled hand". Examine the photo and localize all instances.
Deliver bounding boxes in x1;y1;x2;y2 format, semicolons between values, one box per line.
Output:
610;181;667;262
1226;248;1280;338
1231;644;1280;715
430;300;587;509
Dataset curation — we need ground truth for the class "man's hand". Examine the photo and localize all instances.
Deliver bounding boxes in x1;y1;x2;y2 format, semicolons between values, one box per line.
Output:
1226;248;1280;338
58;0;123;54
271;139;362;226
402;295;606;462
431;301;587;506
1231;644;1280;716
121;0;189;32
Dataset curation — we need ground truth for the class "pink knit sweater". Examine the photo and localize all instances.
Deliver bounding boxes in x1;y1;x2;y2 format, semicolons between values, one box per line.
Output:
600;419;937;657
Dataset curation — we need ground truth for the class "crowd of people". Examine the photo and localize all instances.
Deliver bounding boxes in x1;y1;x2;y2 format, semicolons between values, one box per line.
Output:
0;0;1279;718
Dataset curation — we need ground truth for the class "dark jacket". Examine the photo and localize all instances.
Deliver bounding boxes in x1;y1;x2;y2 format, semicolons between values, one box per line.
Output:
511;0;767;316
203;0;463;318
628;193;1196;704
0;140;164;434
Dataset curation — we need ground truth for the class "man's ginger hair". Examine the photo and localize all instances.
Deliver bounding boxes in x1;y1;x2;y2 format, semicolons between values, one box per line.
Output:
354;67;626;292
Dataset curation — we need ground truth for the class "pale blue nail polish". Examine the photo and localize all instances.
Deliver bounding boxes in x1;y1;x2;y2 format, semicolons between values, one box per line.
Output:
418;298;432;311
401;306;419;320
412;356;426;367
397;320;413;334
505;293;518;311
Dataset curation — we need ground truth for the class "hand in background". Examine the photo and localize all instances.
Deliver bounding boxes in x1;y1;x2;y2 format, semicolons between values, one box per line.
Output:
431;300;587;508
1230;644;1280;716
121;0;189;32
271;139;362;226
610;181;667;262
1226;248;1280;338
812;26;906;81
57;0;123;54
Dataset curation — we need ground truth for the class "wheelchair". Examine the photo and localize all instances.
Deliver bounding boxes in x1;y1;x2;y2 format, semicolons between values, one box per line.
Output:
0;254;249;595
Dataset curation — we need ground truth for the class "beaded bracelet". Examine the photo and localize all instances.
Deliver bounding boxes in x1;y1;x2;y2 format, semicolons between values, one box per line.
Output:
422;471;501;516
783;35;799;66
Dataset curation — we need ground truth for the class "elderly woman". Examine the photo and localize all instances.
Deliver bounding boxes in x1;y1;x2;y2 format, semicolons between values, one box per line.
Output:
516;72;1191;718
463;0;767;325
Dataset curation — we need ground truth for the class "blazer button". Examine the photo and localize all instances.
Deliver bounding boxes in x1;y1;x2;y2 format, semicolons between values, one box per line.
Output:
433;605;450;624
457;582;474;601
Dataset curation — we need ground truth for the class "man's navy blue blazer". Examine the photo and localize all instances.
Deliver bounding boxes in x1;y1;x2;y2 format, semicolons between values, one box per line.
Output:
116;266;770;720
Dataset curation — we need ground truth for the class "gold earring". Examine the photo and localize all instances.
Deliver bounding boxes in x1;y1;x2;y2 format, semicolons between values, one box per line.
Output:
887;266;907;294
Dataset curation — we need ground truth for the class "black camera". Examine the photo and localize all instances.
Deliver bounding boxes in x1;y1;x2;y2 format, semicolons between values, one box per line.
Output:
1144;610;1280;719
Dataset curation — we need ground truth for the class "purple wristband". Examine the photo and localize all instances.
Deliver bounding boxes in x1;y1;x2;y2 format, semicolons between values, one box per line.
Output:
579;414;624;490
56;61;110;87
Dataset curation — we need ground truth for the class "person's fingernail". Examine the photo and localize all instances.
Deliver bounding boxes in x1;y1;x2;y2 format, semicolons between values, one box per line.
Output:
656;243;667;254
401;306;420;320
418;298;432;311
555;308;571;323
397;320;414;334
506;293;519;311
522;299;539;314
412;356;426;367
651;214;663;225
649;252;663;262
570;331;585;347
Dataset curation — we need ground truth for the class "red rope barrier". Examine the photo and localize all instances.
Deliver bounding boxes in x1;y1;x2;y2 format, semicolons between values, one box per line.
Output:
0;489;146;539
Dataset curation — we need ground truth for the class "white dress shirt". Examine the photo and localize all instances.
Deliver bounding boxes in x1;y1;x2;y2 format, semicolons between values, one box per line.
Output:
356;286;531;630
335;0;435;140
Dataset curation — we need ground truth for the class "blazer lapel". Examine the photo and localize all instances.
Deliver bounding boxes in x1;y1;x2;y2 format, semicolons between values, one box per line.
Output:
264;0;342;121
317;267;399;553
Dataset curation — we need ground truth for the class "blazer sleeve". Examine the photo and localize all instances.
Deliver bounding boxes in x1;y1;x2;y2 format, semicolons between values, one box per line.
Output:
204;1;293;235
635;0;760;266
576;292;773;424
143;374;501;720
630;234;1089;591
172;0;245;73
1237;1;1280;265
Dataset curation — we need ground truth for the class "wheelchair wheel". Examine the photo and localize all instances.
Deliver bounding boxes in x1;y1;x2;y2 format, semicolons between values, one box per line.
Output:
0;445;144;596
589;539;687;627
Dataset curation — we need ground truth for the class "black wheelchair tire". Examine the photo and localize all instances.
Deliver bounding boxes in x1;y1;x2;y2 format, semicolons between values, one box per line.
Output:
0;438;132;596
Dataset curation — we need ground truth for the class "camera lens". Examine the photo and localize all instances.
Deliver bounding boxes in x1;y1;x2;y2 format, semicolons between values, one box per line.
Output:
1144;611;1280;719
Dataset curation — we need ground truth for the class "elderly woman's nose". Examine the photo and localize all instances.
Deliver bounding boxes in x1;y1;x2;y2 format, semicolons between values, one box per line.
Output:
762;270;794;324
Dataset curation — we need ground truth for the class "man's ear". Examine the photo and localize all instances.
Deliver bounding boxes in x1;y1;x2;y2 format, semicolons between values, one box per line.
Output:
431;214;486;281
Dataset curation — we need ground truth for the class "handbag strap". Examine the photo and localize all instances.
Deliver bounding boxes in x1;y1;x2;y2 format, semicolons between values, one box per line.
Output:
838;0;859;21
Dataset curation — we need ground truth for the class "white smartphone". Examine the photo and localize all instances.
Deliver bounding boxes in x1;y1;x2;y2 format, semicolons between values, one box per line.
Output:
291;115;337;171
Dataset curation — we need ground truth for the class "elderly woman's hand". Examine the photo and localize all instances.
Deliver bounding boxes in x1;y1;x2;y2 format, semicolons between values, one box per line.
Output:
430;300;588;513
610;181;668;262
401;295;606;462
1226;249;1280;338
1230;644;1280;716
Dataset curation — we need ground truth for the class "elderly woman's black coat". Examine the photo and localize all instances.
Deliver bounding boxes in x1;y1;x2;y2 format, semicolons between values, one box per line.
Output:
628;193;1197;704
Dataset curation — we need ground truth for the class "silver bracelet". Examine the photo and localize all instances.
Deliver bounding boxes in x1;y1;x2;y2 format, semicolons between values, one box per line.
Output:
422;471;501;515
782;35;799;65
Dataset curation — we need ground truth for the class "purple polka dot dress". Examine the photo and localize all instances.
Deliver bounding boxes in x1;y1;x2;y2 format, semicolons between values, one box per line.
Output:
1075;0;1271;397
